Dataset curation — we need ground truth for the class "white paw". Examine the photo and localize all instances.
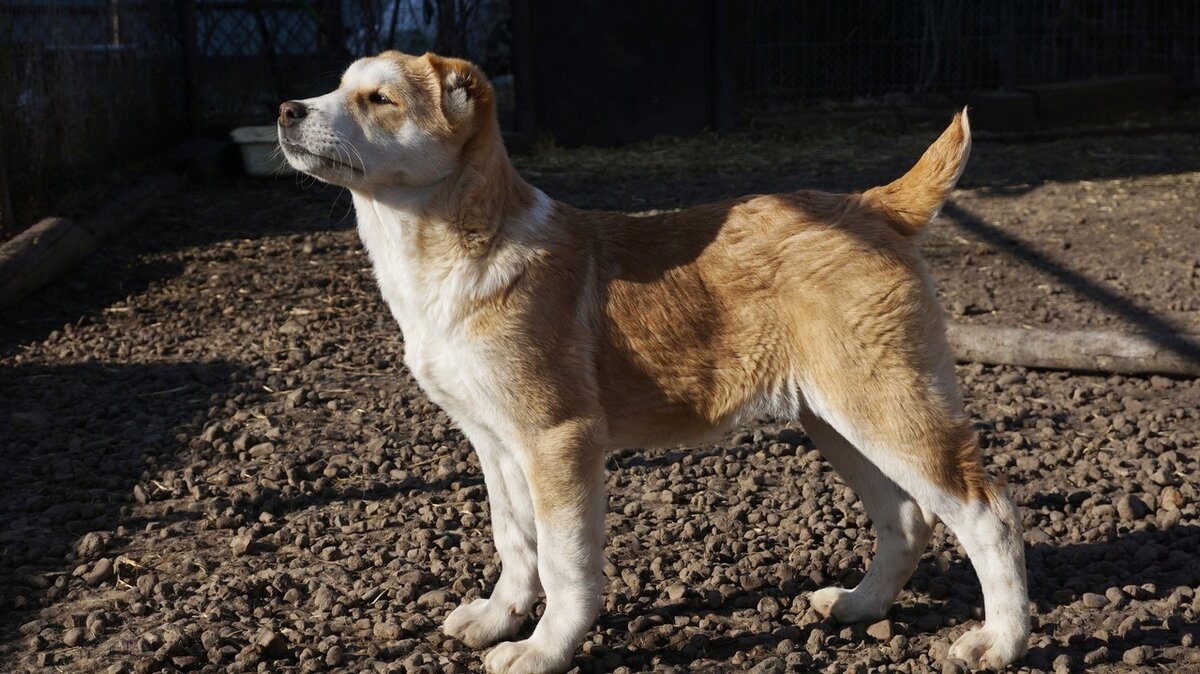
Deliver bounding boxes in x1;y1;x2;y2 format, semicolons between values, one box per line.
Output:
483;638;573;674
444;598;526;649
948;624;1027;670
810;587;888;624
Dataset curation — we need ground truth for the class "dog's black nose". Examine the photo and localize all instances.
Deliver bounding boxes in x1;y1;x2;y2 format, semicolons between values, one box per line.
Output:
278;100;307;127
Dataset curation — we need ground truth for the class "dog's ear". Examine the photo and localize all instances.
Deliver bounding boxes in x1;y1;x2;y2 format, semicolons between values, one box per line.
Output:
424;53;492;127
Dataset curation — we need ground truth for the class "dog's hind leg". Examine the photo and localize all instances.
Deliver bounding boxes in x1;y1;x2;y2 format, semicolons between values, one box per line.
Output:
444;424;542;649
801;410;934;624
800;374;1029;671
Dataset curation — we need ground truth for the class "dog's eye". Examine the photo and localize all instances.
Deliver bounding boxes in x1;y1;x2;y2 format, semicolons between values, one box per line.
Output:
368;91;392;105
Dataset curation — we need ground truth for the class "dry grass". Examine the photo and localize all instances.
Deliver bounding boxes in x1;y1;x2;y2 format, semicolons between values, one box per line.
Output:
513;120;942;179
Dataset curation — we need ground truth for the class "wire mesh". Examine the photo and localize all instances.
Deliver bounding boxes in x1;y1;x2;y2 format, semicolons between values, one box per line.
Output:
0;0;1197;233
0;1;186;230
730;0;1200;110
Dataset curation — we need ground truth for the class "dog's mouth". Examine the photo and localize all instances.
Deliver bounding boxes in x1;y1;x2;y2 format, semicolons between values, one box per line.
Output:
280;140;362;175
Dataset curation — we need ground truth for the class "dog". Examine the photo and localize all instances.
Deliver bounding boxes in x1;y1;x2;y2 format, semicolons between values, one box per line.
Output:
278;51;1030;674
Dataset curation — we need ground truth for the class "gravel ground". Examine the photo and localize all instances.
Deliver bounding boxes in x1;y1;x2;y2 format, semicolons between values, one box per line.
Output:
1;122;1198;674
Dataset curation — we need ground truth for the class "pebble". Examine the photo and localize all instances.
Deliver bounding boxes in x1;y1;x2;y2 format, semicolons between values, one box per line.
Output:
1081;592;1109;609
1116;494;1147;521
417;589;454;607
374;622;401;641
867;619;894;640
62;627;85;647
83;558;114;586
1122;645;1152;666
1084;646;1109;665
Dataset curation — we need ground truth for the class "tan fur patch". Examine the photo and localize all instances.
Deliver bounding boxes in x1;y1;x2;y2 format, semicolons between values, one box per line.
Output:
319;53;988;507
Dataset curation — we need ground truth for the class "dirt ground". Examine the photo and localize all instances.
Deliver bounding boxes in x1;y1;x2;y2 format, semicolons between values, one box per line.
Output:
1;117;1198;674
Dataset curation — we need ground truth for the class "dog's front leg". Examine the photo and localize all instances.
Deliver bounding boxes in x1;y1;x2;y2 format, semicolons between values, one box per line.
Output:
445;424;542;648
483;419;606;674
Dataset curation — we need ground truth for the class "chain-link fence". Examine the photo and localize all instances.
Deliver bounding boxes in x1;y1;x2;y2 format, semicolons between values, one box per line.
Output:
0;0;508;235
2;1;1198;234
0;1;187;234
731;0;1200;110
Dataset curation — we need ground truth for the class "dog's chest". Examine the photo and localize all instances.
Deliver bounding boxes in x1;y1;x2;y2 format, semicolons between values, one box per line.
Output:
353;206;509;424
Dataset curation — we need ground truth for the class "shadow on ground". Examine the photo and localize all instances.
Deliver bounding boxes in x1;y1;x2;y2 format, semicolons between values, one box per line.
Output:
0;178;352;358
0;360;245;648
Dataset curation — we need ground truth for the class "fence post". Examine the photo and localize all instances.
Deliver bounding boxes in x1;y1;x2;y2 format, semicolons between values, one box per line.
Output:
710;0;737;134
511;0;535;135
0;130;13;236
1005;0;1017;89
180;0;203;134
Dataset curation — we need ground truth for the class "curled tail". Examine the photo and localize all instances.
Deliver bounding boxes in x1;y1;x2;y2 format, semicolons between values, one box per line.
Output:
863;109;971;237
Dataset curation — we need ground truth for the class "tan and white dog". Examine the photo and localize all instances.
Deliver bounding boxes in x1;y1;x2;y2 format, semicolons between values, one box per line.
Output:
278;51;1030;673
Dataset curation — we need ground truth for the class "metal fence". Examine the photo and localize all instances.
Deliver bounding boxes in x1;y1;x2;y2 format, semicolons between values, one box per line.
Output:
1;0;1197;234
732;0;1200;109
0;0;507;234
0;1;186;233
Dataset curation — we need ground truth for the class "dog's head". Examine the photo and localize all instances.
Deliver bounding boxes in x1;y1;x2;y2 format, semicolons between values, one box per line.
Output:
277;52;493;190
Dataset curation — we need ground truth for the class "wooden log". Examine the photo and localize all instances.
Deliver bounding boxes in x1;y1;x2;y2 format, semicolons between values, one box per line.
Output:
0;217;95;308
0;173;183;309
946;323;1200;378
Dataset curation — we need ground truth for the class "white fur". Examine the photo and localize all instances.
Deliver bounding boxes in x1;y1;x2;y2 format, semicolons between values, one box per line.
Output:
800;384;1030;669
802;411;934;623
353;185;600;672
444;422;541;648
280;58;456;188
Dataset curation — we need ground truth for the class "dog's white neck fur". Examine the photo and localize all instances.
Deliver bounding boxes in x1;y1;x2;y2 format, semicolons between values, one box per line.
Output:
351;187;552;335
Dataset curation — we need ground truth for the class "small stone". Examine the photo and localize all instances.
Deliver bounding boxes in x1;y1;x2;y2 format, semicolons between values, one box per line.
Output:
775;428;803;445
314;585;336;611
867;619;894;640
84;558;114;586
373;622;401;641
1122;645;1151;666
757;596;782;620
63;627;86;647
254;629;288;659
1160;486;1184;511
1116;494;1147;521
417;588;454;607
133;484;148;505
278;318;306;335
74;532;107;559
1084;646;1109;665
1052;654;1071;674
997;372;1026;387
249;442;275;458
230;532;254;556
1081;592;1109;609
666;584;687;601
